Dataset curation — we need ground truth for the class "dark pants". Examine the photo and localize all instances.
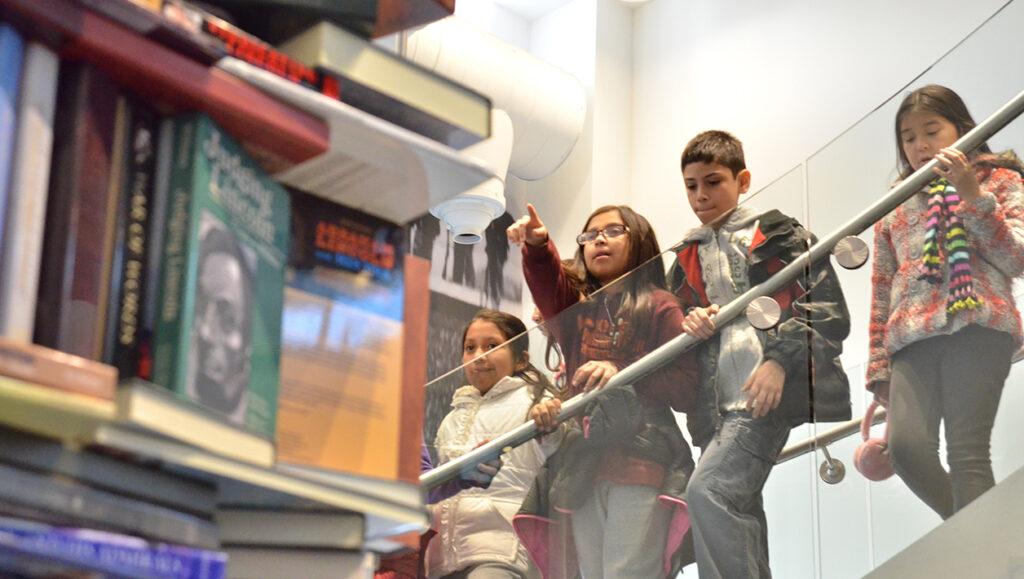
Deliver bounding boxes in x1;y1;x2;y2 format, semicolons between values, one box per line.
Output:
888;324;1013;519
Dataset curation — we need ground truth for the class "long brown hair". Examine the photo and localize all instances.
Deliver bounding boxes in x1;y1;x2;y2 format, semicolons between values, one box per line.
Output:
895;85;1024;179
562;205;669;339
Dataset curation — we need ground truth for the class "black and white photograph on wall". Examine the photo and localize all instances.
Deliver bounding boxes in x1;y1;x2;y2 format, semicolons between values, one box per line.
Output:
408;211;522;313
407;211;524;460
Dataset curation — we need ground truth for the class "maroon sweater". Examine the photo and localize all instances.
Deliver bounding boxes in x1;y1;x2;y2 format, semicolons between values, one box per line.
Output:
523;239;698;412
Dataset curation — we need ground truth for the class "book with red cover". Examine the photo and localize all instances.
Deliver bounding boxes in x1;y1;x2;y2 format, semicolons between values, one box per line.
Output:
161;0;341;100
34;62;124;361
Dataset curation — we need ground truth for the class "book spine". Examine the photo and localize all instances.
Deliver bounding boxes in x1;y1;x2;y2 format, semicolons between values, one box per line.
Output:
0;429;217;517
108;97;160;378
33;62;122;360
98;95;133;367
137;118;174;381
152;116;196;392
0;42;58;343
0;463;219;550
0;22;24;261
0;337;117;399
0;515;226;579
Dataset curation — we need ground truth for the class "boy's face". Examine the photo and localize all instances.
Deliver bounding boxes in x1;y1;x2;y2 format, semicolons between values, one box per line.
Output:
682;161;751;227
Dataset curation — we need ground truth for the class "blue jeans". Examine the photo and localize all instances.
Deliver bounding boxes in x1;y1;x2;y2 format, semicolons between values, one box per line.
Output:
686;412;790;579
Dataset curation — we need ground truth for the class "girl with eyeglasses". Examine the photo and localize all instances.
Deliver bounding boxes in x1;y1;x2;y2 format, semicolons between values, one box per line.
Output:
506;204;699;578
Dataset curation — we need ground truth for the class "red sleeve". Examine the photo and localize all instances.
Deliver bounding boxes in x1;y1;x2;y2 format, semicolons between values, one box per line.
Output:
635;292;700;413
521;238;582;319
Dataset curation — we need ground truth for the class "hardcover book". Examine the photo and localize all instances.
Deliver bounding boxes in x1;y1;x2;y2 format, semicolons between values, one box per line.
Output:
221;545;375;578
277;20;491;149
215;508;363;548
162;0;342;100
0;463;219;549
275;189;407;479
114;378;276;468
0;427;217;518
0;41;59;343
152;112;290;438
0;22;23;261
34;62;125;361
104;95;161;378
0;515;226;579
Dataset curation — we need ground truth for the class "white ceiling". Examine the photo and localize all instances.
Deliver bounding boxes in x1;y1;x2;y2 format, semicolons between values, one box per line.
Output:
491;0;577;20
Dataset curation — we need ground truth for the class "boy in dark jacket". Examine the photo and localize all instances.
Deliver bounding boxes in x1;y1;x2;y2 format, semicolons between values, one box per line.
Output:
669;130;851;578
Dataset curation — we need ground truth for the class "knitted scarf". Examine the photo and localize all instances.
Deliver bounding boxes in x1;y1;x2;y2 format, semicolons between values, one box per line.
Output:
919;177;982;313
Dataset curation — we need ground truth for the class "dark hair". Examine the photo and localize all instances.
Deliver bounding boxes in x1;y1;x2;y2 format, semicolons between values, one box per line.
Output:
562;206;668;353
681;130;746;177
894;85;1024;180
565;205;666;297
895;85;990;179
462;309;556;407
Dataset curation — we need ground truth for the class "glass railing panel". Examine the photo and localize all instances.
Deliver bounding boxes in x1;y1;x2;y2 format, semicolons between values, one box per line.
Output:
746;165;818;579
800;0;1024;575
422;247;697;475
421;3;1024;575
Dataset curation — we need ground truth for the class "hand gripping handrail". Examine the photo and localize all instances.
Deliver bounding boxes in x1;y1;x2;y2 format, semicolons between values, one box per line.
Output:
420;87;1024;491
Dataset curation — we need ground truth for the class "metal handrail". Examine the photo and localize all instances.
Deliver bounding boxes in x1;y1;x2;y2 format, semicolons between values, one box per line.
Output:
776;348;1024;466
420;87;1024;491
777;408;887;464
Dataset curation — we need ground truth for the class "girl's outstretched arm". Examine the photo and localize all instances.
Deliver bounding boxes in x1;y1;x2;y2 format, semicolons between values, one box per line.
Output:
507;203;549;248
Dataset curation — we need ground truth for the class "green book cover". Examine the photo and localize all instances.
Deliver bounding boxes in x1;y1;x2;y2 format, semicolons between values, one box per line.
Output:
153;113;290;437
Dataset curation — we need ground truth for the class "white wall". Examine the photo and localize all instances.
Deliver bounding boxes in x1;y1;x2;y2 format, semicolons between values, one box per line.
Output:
453;1;531;49
630;0;1009;249
627;1;1024;578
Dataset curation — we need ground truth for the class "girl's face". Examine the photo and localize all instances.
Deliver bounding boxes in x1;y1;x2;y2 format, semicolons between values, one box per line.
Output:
581;209;632;286
462;320;525;394
900;109;961;171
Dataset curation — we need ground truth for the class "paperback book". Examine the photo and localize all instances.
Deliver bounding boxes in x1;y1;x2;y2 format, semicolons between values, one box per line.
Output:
276;189;407;479
153;112;290;437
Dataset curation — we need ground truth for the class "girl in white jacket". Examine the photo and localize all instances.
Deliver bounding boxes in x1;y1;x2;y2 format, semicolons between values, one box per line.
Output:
426;310;562;579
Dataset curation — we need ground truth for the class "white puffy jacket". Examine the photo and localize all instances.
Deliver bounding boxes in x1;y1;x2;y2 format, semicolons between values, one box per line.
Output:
425;376;561;578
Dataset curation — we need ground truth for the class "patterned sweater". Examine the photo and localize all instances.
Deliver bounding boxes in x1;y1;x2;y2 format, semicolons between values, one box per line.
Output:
867;166;1024;388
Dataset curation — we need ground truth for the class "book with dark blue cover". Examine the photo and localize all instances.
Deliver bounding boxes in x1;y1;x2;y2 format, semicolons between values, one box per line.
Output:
0;516;227;579
0;22;24;261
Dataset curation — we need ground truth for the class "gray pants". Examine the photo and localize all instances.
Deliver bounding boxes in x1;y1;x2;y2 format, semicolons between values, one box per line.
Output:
686;412;790;579
888;324;1013;519
571;479;672;579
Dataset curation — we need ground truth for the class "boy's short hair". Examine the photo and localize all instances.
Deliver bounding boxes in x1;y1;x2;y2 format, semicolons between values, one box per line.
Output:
681;130;746;176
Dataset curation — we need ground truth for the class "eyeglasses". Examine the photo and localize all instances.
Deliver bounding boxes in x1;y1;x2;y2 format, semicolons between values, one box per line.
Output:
576;224;629;245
